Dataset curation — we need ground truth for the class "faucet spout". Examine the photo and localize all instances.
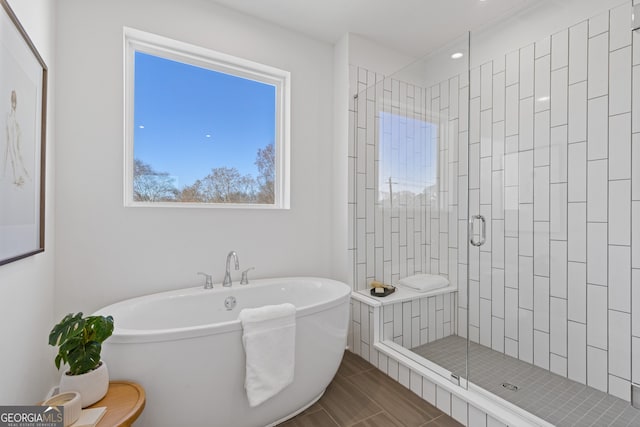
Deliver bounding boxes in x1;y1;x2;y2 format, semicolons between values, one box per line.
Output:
223;251;240;287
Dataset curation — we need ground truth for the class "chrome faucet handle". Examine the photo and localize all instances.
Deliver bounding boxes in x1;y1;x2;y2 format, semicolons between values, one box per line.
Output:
240;267;254;285
197;272;213;289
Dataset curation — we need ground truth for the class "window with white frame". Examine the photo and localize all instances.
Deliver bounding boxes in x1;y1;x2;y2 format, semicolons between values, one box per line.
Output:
123;28;290;208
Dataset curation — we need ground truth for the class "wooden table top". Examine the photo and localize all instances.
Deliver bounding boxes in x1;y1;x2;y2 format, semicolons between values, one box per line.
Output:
88;381;145;427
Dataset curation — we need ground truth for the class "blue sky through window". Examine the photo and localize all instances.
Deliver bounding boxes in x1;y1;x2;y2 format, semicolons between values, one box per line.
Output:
133;51;276;188
378;111;437;199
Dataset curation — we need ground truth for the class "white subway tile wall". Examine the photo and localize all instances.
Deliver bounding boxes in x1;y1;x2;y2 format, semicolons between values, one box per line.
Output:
349;0;637;405
377;294;456;346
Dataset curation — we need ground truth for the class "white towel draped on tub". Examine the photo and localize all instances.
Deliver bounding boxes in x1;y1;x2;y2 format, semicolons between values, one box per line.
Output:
239;303;296;407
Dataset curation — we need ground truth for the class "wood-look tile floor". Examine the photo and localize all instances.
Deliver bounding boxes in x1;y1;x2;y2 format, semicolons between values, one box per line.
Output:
279;351;463;427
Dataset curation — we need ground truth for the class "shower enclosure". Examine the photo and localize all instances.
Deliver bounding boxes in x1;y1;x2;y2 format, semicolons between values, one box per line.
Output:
349;1;640;425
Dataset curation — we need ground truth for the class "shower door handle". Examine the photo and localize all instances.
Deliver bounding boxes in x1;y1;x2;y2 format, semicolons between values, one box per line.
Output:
469;214;486;247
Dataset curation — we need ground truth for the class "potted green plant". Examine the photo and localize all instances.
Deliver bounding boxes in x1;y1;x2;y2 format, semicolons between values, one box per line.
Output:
48;312;114;408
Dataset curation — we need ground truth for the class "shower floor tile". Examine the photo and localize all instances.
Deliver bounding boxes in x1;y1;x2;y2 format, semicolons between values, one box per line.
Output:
411;336;640;427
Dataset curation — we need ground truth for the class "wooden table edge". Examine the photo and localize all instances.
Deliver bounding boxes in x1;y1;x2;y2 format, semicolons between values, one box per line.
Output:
89;380;146;427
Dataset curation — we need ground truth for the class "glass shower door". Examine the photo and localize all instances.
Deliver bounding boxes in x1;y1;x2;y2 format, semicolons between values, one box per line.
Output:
351;32;472;387
464;3;635;424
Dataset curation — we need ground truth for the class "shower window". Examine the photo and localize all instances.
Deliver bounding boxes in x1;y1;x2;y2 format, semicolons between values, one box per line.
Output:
378;111;438;204
123;28;290;209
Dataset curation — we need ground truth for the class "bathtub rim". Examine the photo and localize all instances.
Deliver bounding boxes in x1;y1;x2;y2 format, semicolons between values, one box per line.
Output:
94;276;351;344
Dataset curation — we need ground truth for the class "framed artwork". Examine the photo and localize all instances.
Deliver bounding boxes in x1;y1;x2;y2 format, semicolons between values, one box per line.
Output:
0;0;47;266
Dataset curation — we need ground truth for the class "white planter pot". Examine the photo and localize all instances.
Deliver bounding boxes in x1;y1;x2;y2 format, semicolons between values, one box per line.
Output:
59;361;109;408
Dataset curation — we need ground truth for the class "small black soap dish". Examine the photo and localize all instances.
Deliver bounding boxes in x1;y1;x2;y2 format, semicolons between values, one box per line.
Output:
370;286;396;297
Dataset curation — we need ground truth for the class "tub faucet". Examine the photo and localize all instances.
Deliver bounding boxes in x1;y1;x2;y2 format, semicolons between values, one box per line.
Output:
223;251;240;287
197;272;213;289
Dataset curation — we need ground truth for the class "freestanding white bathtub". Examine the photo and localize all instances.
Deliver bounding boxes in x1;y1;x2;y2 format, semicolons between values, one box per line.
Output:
94;277;351;427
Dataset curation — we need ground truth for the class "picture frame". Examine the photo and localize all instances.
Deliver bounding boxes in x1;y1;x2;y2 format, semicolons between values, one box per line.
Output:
0;0;47;266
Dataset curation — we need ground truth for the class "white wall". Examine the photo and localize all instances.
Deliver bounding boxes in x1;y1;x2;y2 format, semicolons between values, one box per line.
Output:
55;0;335;314
332;34;350;283
353;0;627;93
348;34;416;86
412;0;627;89
472;0;627;67
0;0;57;404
